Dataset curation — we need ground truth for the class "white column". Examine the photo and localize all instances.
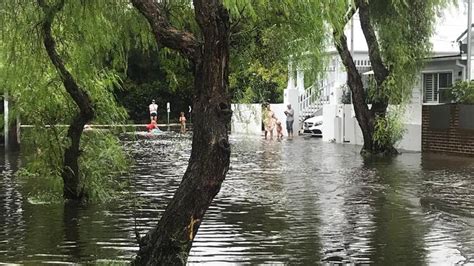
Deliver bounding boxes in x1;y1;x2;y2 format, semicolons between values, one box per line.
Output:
286;60;296;90
4;89;9;150
285;89;300;132
350;16;354;54
296;67;305;94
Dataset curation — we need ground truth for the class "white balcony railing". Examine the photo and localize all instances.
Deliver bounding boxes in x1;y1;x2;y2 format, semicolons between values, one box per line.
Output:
298;82;332;120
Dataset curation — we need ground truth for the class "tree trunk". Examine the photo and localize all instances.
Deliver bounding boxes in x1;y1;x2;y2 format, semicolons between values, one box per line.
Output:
38;0;95;200
62;113;93;200
334;31;375;153
336;34;395;155
131;0;231;265
334;4;397;156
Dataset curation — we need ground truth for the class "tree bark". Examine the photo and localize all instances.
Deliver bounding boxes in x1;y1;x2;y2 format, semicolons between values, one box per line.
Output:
130;0;199;63
38;0;95;200
355;0;390;120
131;0;231;264
334;3;397;156
334;30;374;153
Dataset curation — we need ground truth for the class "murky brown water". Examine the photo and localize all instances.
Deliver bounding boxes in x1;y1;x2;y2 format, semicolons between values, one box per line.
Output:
1;135;473;265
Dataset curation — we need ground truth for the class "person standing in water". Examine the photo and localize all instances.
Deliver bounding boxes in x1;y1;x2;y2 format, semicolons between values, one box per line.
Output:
263;105;275;140
284;104;294;139
275;118;283;140
149;99;158;122
179;112;187;133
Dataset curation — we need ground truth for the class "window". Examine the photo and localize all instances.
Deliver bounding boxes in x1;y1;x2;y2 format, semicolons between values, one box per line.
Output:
423;72;452;103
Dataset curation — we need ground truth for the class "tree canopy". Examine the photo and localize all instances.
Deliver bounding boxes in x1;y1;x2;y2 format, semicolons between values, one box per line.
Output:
0;0;151;201
331;0;451;154
0;0;457;263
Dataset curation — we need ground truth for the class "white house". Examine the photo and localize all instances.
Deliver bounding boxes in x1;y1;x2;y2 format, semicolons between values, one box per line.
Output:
231;2;469;142
284;4;469;151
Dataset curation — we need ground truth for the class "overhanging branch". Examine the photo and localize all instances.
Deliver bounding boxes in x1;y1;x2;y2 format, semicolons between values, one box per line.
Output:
131;0;200;62
355;0;388;86
343;5;357;26
37;0;93;118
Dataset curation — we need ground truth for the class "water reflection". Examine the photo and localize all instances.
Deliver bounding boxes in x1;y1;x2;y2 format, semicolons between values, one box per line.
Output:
0;151;25;261
0;136;472;264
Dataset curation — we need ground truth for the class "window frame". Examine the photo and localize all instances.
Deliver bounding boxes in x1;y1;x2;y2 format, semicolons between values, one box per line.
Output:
421;70;454;104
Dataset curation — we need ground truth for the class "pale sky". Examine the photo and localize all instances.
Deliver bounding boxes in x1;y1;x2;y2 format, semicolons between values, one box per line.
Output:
433;0;467;53
347;1;467;54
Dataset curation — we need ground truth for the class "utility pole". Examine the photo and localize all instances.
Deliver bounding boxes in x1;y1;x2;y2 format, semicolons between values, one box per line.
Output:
350;15;354;55
342;15;355;143
467;0;472;80
166;102;170;131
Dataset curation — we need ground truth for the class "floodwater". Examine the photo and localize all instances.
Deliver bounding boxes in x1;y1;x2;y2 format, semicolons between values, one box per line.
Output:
0;135;473;265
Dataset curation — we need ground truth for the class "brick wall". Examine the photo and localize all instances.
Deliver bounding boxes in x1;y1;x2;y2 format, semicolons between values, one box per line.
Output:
422;104;474;156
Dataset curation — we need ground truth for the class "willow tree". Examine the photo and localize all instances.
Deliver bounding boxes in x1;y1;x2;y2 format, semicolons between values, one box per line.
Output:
37;0;98;200
0;0;142;201
129;0;329;264
331;0;448;155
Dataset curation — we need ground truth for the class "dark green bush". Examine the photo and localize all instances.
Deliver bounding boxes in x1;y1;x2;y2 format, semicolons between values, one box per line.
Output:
451;80;474;104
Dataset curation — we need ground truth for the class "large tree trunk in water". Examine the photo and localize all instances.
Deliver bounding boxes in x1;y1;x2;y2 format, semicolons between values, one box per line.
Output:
131;0;231;264
334;32;375;154
38;0;95;200
62;113;93;199
334;4;397;156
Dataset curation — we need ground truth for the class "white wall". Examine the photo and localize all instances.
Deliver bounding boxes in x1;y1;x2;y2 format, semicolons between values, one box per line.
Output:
231;103;290;136
321;103;422;151
322;105;338;142
342;104;363;145
397;124;422;151
231;104;262;135
396;104;422;151
400;104;422;125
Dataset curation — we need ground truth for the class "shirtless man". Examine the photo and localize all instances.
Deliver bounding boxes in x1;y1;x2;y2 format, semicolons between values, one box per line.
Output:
149;99;158;122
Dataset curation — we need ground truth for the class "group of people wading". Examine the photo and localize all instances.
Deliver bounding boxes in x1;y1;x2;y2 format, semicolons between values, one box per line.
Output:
263;104;294;140
146;99;187;133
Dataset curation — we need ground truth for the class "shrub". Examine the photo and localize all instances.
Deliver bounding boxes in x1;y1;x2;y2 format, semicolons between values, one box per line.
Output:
373;112;406;149
17;128;130;203
451;80;474;104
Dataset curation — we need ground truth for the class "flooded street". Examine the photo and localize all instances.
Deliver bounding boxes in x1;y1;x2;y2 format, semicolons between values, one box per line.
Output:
1;135;473;264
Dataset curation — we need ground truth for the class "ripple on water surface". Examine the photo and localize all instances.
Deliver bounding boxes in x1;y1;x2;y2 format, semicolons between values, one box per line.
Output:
0;134;473;264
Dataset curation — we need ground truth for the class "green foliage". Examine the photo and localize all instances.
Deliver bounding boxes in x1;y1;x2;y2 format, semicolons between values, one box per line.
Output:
157;48;194;93
451;80;474;104
110;4;195;121
369;0;450;104
80;131;130;201
438;88;453;103
373;111;406;149
225;1;335;103
339;84;352;104
0;0;142;202
115;46;194;123
118;79;193;123
14;126;63;203
329;0;451;153
230;61;285;103
0;0;138;125
18;128;130;203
